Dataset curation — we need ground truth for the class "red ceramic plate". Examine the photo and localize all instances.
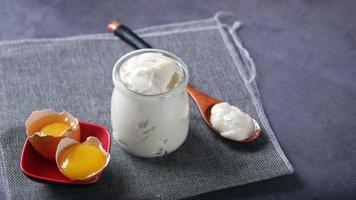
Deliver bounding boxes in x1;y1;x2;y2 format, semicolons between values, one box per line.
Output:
20;122;111;185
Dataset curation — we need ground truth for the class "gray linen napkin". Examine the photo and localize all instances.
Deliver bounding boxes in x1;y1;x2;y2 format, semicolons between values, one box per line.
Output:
0;12;293;200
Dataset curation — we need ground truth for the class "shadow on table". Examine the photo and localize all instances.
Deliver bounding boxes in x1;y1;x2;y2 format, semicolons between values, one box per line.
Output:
187;174;302;200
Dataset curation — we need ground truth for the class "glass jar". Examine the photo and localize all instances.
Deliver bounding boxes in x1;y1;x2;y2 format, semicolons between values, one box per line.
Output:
111;49;189;158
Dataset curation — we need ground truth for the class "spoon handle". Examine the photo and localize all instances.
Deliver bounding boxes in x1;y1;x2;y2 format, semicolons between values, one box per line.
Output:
186;84;220;127
186;84;220;109
108;21;152;49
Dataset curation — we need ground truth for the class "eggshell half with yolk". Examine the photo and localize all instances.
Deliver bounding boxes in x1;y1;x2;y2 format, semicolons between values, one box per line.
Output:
55;137;110;182
26;109;80;161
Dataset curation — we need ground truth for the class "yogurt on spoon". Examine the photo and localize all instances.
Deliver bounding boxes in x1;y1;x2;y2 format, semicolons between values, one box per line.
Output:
210;102;256;142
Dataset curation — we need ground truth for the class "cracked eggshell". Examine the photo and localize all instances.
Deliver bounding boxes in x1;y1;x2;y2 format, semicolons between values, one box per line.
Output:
55;137;110;181
26;109;80;161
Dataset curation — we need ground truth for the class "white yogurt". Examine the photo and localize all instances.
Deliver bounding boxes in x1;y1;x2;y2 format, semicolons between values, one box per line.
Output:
210;102;255;141
120;53;181;95
111;49;189;158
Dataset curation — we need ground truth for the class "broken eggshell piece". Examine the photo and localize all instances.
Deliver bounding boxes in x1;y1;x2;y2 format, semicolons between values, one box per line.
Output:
55;137;110;181
26;109;80;161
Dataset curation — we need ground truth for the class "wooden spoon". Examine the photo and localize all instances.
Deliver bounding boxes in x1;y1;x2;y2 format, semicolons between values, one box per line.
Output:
108;21;260;143
187;84;260;143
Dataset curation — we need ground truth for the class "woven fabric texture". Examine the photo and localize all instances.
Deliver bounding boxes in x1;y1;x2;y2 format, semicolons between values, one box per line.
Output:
0;13;293;200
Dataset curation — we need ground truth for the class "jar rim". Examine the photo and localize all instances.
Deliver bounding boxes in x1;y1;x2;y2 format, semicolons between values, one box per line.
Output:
112;49;189;99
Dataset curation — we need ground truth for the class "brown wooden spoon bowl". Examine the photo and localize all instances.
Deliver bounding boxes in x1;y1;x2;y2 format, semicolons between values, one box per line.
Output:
187;84;260;143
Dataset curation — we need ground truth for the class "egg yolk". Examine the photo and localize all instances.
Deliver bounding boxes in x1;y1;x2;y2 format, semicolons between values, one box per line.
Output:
58;143;106;180
40;122;71;137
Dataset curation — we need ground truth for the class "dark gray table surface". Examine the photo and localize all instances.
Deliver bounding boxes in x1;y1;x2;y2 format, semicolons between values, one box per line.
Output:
1;0;355;199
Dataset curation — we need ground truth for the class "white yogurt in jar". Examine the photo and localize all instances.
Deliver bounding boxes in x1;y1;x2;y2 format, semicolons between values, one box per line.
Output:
120;53;181;95
111;49;189;158
210;102;255;141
